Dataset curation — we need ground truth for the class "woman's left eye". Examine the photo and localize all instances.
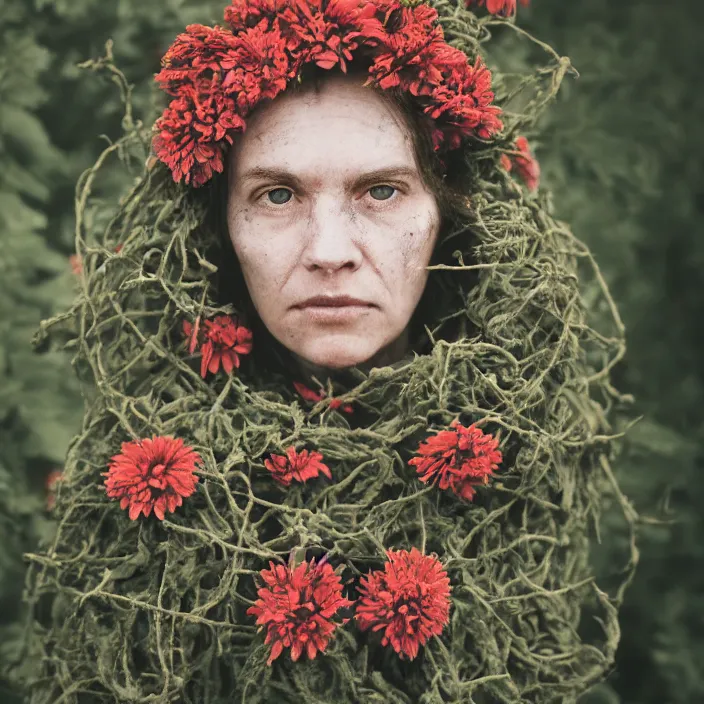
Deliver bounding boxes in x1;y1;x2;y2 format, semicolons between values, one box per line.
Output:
368;185;396;201
266;187;293;205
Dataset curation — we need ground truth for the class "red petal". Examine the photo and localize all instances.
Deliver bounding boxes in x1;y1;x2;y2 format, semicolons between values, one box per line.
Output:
222;351;234;374
268;639;284;665
208;350;222;374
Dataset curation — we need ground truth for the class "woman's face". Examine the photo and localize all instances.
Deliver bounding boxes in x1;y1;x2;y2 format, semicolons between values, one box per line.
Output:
226;75;441;371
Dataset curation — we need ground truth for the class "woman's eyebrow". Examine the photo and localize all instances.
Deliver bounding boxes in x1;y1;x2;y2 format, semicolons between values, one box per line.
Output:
239;166;420;188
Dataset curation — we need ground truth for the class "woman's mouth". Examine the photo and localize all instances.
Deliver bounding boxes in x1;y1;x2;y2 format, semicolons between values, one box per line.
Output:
294;304;375;323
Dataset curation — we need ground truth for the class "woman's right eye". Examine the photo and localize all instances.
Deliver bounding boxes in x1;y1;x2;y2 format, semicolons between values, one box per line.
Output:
265;187;293;205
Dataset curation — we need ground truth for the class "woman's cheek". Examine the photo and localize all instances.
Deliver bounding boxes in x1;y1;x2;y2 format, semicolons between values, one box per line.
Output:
232;213;275;260
403;220;437;270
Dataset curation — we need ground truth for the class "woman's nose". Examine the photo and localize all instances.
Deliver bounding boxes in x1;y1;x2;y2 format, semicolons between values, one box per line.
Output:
300;198;364;273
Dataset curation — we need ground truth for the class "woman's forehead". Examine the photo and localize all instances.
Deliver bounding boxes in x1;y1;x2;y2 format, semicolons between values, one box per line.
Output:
230;136;420;191
230;78;416;174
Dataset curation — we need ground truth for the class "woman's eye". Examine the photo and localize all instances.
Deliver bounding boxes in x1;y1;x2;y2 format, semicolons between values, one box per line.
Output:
262;185;397;206
369;185;396;201
266;188;293;205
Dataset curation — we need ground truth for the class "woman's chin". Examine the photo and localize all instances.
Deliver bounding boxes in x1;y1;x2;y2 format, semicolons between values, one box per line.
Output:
298;352;373;372
291;339;381;372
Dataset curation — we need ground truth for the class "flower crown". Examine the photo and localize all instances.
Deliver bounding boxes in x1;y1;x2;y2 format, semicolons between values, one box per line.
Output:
153;0;504;187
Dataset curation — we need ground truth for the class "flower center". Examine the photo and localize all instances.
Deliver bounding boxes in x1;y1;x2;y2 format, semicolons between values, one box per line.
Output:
147;462;169;490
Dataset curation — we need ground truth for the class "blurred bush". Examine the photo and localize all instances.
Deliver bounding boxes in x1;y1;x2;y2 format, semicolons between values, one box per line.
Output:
523;1;704;701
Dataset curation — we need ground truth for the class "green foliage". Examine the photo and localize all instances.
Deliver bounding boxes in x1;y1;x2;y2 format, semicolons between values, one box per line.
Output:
520;1;704;701
0;2;82;700
0;1;81;463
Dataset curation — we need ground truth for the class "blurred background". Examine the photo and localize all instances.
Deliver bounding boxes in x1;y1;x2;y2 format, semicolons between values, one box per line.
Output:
1;1;702;702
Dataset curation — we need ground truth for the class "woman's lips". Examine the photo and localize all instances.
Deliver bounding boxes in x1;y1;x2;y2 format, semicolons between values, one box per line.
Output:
295;304;375;323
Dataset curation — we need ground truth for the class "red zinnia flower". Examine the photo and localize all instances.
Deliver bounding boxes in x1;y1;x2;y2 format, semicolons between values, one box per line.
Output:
501;135;540;191
225;0;281;34
365;7;444;93
183;314;253;378
222;22;290;109
465;0;530;18
408;420;502;501
355;547;451;660
247;553;354;665
264;446;332;487
69;254;82;276
423;54;504;150
293;381;354;414
156;24;241;93
512;135;540;191
278;0;381;73
103;436;201;520
46;469;64;511
153;87;245;187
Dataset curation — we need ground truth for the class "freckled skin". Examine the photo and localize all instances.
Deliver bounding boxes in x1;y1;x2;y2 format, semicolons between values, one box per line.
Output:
226;75;441;373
